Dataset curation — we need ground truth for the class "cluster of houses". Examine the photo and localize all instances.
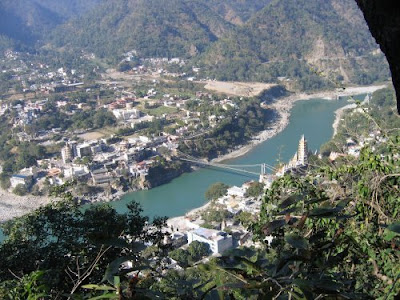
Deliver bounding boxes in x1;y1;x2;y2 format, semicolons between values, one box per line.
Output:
156;180;269;271
2;50;86;95
328;130;388;161
58;134;179;188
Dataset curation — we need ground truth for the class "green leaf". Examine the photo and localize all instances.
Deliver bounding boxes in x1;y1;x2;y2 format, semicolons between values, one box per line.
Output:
383;230;397;241
387;222;400;234
264;219;286;234
113;276;120;289
285;234;309;249
279;194;302;209
309;207;340;218
293;279;314;300
88;294;118;300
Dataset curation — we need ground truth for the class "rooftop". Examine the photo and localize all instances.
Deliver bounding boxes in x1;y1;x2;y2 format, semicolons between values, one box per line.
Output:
192;227;226;241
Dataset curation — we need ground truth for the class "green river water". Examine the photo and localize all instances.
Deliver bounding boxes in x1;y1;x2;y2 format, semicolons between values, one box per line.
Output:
0;95;364;241
112;95;364;219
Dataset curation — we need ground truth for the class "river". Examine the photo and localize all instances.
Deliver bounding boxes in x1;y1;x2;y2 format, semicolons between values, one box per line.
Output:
0;94;364;241
111;95;364;219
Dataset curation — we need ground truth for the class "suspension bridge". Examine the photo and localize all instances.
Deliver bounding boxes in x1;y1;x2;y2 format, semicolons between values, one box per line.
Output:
176;150;277;176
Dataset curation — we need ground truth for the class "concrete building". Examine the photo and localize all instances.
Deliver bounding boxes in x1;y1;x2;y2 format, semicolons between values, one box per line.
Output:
61;145;74;163
76;143;92;158
277;135;309;175
227;186;246;198
187;227;233;254
10;174;32;188
64;165;90;179
112;108;141;121
61;141;77;163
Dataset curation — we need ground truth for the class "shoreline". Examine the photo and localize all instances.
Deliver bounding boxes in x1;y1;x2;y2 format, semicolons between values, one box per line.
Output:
0;188;57;223
212;83;388;163
0;83;388;225
168;84;389;229
332;103;357;136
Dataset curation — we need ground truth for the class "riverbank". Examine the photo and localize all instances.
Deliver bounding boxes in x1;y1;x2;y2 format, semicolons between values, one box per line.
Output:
0;188;57;223
331;84;387;136
167;199;212;232
332;103;357;136
169;84;389;231
0;84;388;224
212;83;388;163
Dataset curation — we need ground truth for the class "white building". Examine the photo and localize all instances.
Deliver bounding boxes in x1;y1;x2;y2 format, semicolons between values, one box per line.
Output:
112;108;141;121
227;186;246;198
61;141;78;163
64;165;90;179
10;175;31;188
76;143;92;158
187;227;233;254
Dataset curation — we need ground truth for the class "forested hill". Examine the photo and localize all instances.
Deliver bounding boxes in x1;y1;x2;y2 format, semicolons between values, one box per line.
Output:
50;0;274;59
198;0;389;85
49;0;389;86
0;0;390;87
201;0;273;25
50;0;236;59
0;0;102;52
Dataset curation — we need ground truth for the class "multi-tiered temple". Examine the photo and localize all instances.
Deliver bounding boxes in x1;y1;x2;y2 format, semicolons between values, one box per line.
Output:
277;135;309;175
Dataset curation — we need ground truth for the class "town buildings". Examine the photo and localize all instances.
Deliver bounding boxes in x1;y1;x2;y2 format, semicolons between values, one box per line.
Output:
187;227;233;254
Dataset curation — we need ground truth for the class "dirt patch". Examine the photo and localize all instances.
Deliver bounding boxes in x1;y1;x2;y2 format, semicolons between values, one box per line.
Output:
79;131;106;141
201;81;276;97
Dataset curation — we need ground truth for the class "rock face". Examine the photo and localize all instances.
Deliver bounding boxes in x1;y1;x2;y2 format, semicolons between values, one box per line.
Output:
355;0;400;113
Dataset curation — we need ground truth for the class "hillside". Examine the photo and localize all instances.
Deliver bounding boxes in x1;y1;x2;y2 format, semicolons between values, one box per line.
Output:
199;0;390;88
0;0;102;52
0;0;391;89
51;0;235;59
203;0;273;25
48;0;390;88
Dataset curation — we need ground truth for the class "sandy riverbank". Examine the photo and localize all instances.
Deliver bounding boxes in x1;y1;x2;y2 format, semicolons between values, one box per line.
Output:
169;84;388;230
212;84;388;163
202;80;276;97
332;103;357;136
0;189;57;223
167;199;213;232
331;84;387;136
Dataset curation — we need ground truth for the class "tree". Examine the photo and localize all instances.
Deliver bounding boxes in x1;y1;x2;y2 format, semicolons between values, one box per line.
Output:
187;241;210;262
244;181;265;198
13;184;28;196
0;200;166;298
205;182;230;201
169;248;190;267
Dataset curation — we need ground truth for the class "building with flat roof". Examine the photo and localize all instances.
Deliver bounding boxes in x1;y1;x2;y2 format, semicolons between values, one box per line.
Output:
187;227;233;254
10;174;32;188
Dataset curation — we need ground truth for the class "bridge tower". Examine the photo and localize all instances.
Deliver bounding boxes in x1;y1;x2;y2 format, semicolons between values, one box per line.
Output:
260;163;267;175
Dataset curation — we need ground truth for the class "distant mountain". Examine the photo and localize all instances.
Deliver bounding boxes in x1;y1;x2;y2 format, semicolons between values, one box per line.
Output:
0;0;389;88
0;0;102;51
51;0;237;59
32;0;103;19
199;0;389;86
202;0;273;25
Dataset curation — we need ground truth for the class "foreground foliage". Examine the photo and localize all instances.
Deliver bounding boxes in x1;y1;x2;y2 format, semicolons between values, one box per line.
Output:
0;200;166;298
